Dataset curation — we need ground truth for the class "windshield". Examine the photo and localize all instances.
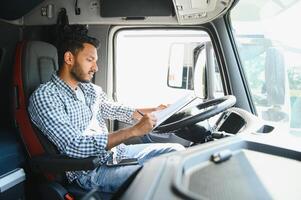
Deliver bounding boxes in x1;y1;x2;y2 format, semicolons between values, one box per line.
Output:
230;0;301;137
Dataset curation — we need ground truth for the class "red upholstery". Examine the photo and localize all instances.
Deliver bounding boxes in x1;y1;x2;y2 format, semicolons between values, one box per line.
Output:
13;41;45;157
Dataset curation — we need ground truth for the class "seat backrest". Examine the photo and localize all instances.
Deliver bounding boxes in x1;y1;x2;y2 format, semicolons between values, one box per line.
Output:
13;40;104;198
13;40;58;157
22;41;58;101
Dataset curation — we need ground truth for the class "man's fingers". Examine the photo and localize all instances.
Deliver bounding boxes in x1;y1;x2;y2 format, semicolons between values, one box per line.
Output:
142;113;157;128
155;104;169;111
151;118;157;127
144;113;156;120
160;104;168;108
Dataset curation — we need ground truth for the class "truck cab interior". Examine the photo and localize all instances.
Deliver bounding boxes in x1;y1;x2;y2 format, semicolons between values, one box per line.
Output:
1;0;301;200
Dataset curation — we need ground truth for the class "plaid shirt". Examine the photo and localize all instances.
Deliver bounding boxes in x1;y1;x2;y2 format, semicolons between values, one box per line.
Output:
28;73;135;182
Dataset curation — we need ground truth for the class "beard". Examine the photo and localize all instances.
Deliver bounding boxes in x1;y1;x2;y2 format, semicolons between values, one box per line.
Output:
71;61;93;83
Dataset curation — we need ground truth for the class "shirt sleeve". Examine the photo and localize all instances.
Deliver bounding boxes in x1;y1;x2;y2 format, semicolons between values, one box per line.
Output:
28;88;108;160
95;86;135;124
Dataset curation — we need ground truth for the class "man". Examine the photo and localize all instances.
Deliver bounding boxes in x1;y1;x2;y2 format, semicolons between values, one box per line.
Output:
28;33;184;195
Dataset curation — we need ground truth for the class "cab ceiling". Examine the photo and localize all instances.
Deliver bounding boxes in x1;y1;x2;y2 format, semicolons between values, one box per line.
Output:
0;0;235;26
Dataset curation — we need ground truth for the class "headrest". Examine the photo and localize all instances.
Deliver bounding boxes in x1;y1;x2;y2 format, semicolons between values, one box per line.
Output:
22;41;58;99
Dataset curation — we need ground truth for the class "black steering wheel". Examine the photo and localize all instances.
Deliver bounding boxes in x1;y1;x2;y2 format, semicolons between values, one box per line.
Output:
155;95;236;132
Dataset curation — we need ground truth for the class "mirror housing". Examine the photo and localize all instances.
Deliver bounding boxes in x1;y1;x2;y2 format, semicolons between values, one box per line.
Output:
167;41;216;99
167;43;194;90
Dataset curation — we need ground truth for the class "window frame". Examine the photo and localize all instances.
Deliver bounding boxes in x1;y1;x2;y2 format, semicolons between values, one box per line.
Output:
108;26;229;105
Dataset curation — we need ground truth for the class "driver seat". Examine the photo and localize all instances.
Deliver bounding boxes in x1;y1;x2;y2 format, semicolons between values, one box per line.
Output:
12;40;101;200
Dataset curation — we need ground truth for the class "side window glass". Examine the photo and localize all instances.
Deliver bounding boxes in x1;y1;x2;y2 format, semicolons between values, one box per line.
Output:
230;0;301;136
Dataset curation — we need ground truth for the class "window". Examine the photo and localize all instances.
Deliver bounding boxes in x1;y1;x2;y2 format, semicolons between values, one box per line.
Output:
230;0;301;136
114;29;223;108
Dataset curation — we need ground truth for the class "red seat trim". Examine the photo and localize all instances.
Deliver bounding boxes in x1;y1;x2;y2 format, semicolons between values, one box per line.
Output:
13;41;45;157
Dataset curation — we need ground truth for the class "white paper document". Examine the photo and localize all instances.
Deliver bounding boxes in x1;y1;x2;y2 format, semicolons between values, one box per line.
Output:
152;94;195;129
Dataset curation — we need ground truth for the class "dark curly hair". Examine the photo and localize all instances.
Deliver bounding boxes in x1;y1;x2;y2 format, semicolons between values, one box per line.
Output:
57;25;100;67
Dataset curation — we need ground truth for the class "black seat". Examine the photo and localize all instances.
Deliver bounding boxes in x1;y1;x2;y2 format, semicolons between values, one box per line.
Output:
12;40;100;200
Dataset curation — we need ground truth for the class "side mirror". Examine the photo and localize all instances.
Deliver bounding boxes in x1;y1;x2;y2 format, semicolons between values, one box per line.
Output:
167;41;217;99
167;43;194;90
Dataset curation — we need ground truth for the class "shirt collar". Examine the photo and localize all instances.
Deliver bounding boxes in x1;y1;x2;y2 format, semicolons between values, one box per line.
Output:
51;72;96;101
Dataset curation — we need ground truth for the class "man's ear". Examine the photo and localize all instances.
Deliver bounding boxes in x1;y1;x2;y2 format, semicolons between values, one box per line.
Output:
64;51;74;65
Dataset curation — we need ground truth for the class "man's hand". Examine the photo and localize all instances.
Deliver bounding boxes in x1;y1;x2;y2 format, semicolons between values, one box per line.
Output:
132;113;157;137
133;104;169;120
107;113;156;150
155;104;168;111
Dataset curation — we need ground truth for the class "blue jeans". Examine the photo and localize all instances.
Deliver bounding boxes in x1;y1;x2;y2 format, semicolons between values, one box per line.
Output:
76;143;184;196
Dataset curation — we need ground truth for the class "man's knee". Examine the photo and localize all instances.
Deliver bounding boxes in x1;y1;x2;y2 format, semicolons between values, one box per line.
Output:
157;143;185;154
166;143;185;152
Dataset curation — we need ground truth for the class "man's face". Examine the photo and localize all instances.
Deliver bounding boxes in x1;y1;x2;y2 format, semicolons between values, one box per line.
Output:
70;43;98;83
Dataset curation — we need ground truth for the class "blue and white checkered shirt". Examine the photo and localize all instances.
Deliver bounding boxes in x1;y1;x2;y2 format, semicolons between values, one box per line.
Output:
28;73;135;182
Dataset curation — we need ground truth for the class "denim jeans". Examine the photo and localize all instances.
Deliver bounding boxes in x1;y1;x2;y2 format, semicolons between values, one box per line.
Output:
76;143;184;197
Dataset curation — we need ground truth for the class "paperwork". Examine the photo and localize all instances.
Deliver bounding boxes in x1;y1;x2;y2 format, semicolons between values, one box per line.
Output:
152;94;195;129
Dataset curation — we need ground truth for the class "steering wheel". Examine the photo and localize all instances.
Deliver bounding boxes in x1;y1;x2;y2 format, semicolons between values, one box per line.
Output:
155;95;236;132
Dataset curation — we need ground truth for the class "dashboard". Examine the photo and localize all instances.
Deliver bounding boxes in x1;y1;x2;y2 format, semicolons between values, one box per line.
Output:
120;135;301;200
215;110;246;134
214;107;275;135
119;104;301;200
